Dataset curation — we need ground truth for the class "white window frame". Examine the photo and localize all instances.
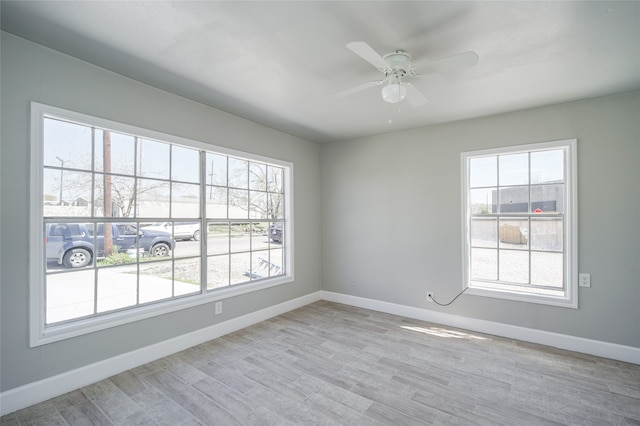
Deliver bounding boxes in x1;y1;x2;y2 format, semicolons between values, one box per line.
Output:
461;139;578;308
29;102;294;346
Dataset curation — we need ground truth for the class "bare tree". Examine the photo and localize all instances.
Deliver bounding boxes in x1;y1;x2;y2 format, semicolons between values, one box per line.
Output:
229;164;284;220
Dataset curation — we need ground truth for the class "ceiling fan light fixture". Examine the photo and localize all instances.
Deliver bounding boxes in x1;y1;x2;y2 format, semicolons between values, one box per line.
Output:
382;81;407;104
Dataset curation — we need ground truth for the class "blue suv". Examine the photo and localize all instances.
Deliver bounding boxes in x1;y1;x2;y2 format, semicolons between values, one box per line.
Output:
46;223;176;268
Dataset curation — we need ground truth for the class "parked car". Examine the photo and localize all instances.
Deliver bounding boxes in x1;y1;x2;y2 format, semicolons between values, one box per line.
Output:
46;223;176;268
142;222;200;241
269;222;283;243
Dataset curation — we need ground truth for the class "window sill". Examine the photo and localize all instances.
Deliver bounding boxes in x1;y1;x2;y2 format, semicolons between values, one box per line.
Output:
466;284;577;308
31;274;294;347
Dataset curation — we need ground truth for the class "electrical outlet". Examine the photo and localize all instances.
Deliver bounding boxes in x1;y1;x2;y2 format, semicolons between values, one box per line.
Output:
214;301;223;315
579;273;591;288
427;292;434;302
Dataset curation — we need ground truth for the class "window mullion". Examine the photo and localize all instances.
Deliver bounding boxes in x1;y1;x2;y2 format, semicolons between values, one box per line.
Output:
92;127;99;316
527;153;531;286
199;150;207;294
496;156;501;281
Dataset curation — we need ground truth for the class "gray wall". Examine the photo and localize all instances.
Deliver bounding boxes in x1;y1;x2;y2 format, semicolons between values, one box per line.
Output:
321;91;640;348
0;33;322;391
2;30;639;396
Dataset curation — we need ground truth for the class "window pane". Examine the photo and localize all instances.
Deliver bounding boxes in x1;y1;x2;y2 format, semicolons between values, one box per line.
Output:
531;252;563;288
499;186;529;213
469;156;496;188
268;193;285;219
95;174;136;218
267;166;284;193
96;266;138;313
470;188;496;215
207;255;229;290
228;157;248;189
172;183;199;218
174;258;201;295
251;222;270;251
471;248;497;280
139;268;172;304
206;186;228;219
43;169;62;209
172;223;200;259
499;153;528;186
269;248;284;277
45;222;96;271
248;251;283;279
531;184;564;213
499;219;529;249
250;191;268;219
206;153;227;186
137;179;170;218
269;222;284;245
471;218;497;248
248;251;271;280
531;149;564;184
46;269;95;324
208;223;229;255
230;252;251;285
138;139;170;179
230;223;250;253
531;218;563;251
43;118;92;171
229;189;249;219
499;250;529;284
172;145;200;183
139;260;173;303
95;130;135;176
56;170;93;215
43;169;93;217
97;222;126;263
249;162;267;191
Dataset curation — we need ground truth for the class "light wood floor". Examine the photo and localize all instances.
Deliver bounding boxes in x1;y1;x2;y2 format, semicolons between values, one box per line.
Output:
3;301;640;425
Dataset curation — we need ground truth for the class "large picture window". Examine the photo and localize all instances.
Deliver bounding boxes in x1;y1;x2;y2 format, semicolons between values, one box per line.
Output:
30;103;293;345
461;139;577;307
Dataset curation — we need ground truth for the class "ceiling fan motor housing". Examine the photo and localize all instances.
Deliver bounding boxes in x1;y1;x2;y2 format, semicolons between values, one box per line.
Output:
383;50;412;76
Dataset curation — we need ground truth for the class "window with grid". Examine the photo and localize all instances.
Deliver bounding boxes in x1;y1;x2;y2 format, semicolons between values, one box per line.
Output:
30;102;292;346
461;139;577;307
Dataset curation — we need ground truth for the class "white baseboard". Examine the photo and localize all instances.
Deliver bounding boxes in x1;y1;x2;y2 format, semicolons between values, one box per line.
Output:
0;291;323;416
3;289;639;416
321;291;640;365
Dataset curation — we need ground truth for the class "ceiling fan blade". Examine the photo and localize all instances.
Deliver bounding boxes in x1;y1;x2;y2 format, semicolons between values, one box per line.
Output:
346;41;390;71
415;51;479;75
334;80;384;98
405;83;429;107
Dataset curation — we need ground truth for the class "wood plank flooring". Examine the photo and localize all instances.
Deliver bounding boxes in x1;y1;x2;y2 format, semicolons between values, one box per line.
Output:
2;301;639;425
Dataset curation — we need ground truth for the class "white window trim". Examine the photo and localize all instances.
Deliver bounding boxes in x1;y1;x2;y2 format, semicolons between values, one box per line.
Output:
29;102;294;347
461;139;578;308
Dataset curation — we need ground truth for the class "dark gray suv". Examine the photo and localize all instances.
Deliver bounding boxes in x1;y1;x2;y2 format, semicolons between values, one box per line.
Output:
46;223;176;268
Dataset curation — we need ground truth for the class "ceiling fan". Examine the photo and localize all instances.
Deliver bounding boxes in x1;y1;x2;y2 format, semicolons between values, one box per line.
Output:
335;41;479;106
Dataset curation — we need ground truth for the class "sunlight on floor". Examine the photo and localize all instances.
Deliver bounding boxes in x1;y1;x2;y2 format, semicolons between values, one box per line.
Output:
401;325;488;340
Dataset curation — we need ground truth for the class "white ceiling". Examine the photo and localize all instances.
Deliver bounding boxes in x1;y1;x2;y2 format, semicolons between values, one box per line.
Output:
2;1;639;143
